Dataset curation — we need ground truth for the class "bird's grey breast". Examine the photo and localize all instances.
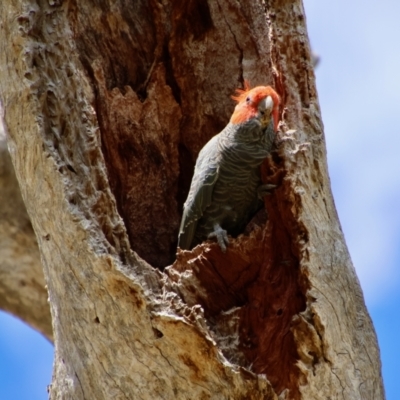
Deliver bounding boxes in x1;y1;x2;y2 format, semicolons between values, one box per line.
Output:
219;121;274;168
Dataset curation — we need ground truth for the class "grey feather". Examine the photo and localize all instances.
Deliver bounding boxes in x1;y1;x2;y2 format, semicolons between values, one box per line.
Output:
178;117;275;250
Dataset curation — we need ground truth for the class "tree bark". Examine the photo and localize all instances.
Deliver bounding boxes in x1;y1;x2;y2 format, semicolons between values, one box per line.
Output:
0;129;52;341
0;0;384;399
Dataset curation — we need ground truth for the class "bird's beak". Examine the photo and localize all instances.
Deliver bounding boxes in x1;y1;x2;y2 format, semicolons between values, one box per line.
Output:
259;96;274;128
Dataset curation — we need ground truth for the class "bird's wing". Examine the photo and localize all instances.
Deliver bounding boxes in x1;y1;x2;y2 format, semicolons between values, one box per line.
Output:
178;137;220;250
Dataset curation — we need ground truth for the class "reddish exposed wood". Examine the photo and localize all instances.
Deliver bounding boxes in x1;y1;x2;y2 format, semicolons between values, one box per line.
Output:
68;0;274;268
169;152;307;398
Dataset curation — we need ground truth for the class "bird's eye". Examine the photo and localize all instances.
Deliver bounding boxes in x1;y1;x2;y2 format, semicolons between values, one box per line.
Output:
260;110;265;115
246;96;251;103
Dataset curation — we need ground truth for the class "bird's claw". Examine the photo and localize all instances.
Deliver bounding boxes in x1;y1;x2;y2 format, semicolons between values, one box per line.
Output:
258;183;277;199
208;225;229;252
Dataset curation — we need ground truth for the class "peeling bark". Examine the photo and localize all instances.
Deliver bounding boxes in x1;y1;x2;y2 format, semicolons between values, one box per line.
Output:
0;0;384;399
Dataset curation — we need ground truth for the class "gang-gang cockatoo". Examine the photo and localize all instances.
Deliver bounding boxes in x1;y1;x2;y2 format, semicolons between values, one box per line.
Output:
178;83;280;252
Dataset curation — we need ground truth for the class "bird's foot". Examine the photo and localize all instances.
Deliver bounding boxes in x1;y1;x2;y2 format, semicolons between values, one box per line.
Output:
257;183;277;199
208;224;229;252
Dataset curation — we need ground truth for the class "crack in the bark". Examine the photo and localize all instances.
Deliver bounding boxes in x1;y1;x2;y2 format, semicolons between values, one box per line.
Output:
153;334;213;396
74;371;86;399
313;286;342;339
86;336;132;400
215;0;244;85
331;368;346;399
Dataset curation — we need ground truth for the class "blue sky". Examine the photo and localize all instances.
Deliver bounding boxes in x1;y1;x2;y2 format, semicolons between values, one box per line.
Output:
304;0;400;397
0;0;399;398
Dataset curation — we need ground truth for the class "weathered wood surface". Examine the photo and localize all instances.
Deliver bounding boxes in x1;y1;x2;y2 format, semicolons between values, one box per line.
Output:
0;0;384;399
0;127;52;341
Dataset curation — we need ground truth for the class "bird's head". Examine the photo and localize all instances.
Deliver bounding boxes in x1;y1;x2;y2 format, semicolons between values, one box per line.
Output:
230;82;280;131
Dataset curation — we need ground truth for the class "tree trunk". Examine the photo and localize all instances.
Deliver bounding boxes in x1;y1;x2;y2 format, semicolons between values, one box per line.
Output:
0;0;384;399
0;132;52;341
